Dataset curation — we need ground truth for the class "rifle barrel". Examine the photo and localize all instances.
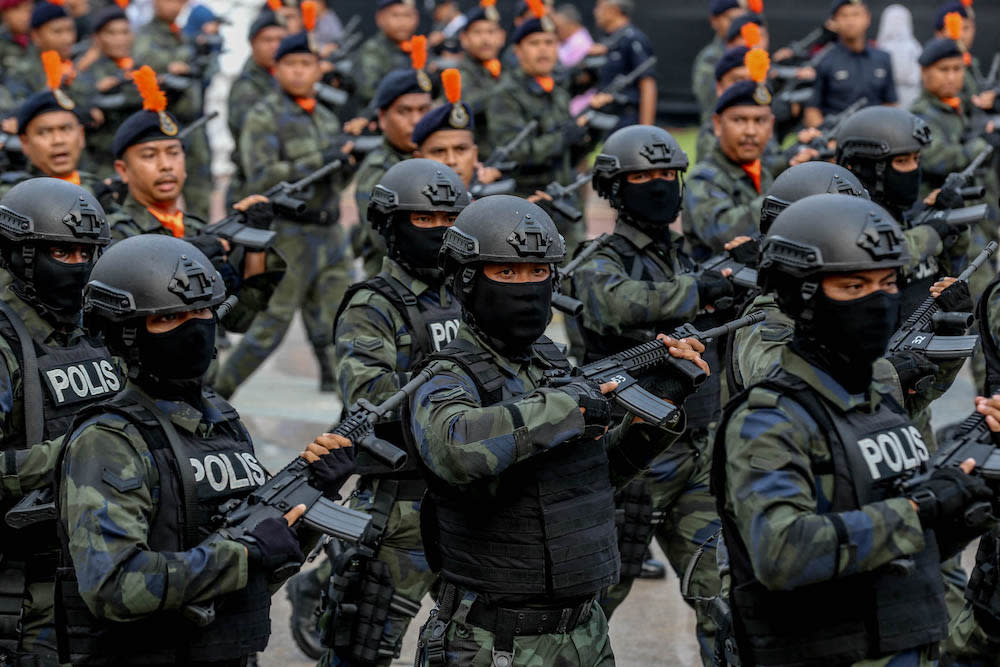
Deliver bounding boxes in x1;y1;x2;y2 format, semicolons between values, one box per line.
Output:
694;311;765;341
957;241;998;282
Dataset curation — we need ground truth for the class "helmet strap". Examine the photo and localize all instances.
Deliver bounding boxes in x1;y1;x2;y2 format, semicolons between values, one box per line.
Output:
873;160;887;201
798;280;819;322
21;245;35;282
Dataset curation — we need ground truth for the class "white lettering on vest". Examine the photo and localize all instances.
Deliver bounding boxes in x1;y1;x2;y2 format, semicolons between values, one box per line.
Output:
190;457;205;482
101;360;121;391
878;432;903;473
67;365;89;398
189;453;265;492
240;453;267;486
204;454;228;492
429;319;461;352
46;369;70;403
859;438;884;479
222;453;250;490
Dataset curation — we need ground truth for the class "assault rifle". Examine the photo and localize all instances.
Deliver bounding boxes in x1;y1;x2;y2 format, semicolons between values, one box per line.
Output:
552;233;616;317
178;110;219;141
910;203;990;229
540;170;592;222
938;145;995;203
546;311;765;426
886;241;997;360
802;97;867;160
5;487;55;529
468;120;538;198
574;56;658;131
698;251;760;291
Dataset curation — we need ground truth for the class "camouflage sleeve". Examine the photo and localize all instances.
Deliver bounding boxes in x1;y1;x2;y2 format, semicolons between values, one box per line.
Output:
239;106;322;194
2;438;63;500
408;364;586;487
107;209;144;242
61;419;248;621
571;250;700;336
353;41;382;106
334;291;407;408
683;166;763;256
733;308;792;389
691;54;717;115
227;78;257;140
901;224;943;275
723;394;926;590
916;119;990;183
485;89;562;170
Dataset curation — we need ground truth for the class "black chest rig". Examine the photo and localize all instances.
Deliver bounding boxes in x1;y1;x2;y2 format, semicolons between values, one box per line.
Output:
413;336;620;603
54;388;271;665
711;370;949;666
978;275;1000;396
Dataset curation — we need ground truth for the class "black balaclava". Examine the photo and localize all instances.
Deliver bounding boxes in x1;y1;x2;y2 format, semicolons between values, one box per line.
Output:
616;177;683;246
392;214;450;283
463;271;552;356
135;316;217;403
9;244;94;326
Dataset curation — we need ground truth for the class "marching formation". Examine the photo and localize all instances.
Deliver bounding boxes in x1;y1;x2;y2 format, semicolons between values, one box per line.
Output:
3;0;1000;666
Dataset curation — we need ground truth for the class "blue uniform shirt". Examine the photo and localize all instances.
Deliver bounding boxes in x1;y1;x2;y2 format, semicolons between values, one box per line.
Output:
598;23;654;127
809;41;897;115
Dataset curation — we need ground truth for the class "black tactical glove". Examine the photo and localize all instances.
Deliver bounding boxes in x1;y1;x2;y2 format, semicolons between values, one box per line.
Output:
918;216;961;251
933;185;965;211
936;280;973;315
556;379;612;438
910;467;993;529
888;351;939;395
188;234;226;261
696;270;736;310
215;259;242;297
309;445;356;498
244;201;275;230
728;237;761;268
239;517;305;573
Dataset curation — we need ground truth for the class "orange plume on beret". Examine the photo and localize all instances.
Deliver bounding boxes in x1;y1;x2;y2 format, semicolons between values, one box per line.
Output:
746;47;770;84
113;0;128;8
962;0;973;7
481;0;496;6
46;0;65;6
410;34;427;70
133;65;167;112
300;0;318;32
747;0;763;13
944;11;963;42
267;0;281;9
741;22;761;49
41;50;62;91
442;68;461;104
526;0;547;19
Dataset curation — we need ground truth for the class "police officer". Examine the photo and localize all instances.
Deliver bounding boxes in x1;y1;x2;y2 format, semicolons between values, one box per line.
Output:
691;0;744;116
568;125;731;663
456;1;506;152
353;67;434;277
408;195;707;666
3;1;75;102
835;106;970;315
0;0;31;74
0;178;114;666
592;0;655;128
213;29;353;397
804;0;897;128
714;193;992;666
684;80;776;263
354;0;419;107
56;233;356;666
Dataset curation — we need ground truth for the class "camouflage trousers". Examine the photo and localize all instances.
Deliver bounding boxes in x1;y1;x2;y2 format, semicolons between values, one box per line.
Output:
943;603;1000;667
319;483;436;667
0;572;60;666
598;430;721;666
181;126;213;221
213;221;351;398
414;596;614;667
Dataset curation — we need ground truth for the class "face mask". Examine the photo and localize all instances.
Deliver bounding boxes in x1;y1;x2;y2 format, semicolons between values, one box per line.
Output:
883;165;921;209
31;250;93;320
394;221;448;275
138;316;216;381
620;178;682;227
466;273;552;352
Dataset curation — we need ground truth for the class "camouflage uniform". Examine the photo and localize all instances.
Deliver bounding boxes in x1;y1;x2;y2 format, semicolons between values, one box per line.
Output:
132;18;213;219
226;59;276;203
0;166;105;199
4;45;88;103
691;37;724;117
352;139;410;277
74;55;142;178
213;89;352;398
408;325;683;667
683;143;774;263
694;122;788;176
455;57;506;153
484;67;590;255
0;26;26;74
354;31;412;108
106;195;206;241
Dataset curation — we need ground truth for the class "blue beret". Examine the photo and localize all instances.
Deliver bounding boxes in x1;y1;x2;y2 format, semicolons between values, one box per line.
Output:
377;0;415;10
17;91;79;133
412;102;475;146
830;0;865;17
934;2;968;30
375;69;431;110
726;13;764;43
512;17;557;44
710;0;741;16
715;79;772;114
248;9;281;41
715;46;750;82
91;6;127;33
30;1;69;30
274;32;313;62
918;37;964;67
112;109;182;159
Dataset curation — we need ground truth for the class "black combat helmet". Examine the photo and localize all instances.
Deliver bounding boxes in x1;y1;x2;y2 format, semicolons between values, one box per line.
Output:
759;193;908;318
593;125;689;204
760;162;869;234
0;178;111;322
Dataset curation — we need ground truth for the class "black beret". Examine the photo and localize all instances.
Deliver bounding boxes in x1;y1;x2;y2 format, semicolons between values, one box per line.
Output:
412;102;474;146
464;5;500;27
725;13;764;44
274;32;314;62
710;0;741;16
248;9;281;41
377;0;415;10
17;90;79;133
374;69;431;110
112;109;182;159
512;17;557;44
934;2;967;30
715;79;772;114
918;37;964;67
830;0;865;17
90;6;127;33
715;46;750;82
30;1;69;30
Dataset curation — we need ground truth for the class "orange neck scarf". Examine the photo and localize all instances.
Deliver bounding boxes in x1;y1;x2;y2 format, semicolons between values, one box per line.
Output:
168;22;180;35
147;206;185;238
484;58;502;78
741;159;762;194
294;96;316;113
535;76;554;93
115;57;134;72
941;96;962;112
58;171;81;186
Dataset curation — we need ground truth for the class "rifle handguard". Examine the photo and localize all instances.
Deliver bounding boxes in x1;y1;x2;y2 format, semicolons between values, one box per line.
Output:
271;193;308;217
932;311;974;330
551;293;583;316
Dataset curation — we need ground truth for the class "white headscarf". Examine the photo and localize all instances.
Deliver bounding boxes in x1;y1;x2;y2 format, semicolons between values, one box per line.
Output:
876;4;924;109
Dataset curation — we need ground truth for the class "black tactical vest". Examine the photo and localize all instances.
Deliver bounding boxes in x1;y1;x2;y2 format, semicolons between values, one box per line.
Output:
977;275;1000;396
338;272;461;479
712;369;949;666
416;336;621;603
55;388;272;665
575;233;722;430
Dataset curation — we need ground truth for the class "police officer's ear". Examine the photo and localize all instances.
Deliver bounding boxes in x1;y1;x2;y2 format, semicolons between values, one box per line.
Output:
712;114;722;139
113;158;129;184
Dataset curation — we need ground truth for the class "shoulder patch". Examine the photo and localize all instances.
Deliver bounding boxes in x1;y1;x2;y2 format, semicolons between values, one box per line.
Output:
747;386;782;410
760;324;793;343
352;337;384;352
427;385;466;403
101;467;143;493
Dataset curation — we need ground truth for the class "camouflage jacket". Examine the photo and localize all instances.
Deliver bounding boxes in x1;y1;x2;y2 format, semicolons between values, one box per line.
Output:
239;88;347;224
58;381;249;622
694;120;788;176
569;223;699;338
683;143;774;263
132;18;202;122
691;37;723;116
354;31;413;107
353;138;411;226
226;59;275;200
409;324;682;491
456;56;506;152
334;257;455;408
484;66;583;194
720;346;926;592
909;90;995;194
107;196;206;241
74;55;142;173
0;27;26;74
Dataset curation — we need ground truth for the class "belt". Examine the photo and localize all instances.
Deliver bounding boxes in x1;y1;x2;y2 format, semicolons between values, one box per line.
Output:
465;598;593;637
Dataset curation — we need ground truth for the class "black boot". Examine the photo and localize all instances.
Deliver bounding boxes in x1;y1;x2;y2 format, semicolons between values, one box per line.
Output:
639;548;667;580
285;570;326;659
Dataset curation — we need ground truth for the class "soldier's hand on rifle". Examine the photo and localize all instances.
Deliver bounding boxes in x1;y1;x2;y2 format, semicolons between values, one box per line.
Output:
238;506;307;573
166;61;190;76
696;269;735;312
724;236;761;267
556;379;614;439
931;278;973;320
343;117;370;135
301;433;356;497
654;335;710;375
789;146;819;167
797;127;823;144
475;163;502;185
973;90;997;112
590;92;614;110
527;190;553;204
976;395;1000;437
